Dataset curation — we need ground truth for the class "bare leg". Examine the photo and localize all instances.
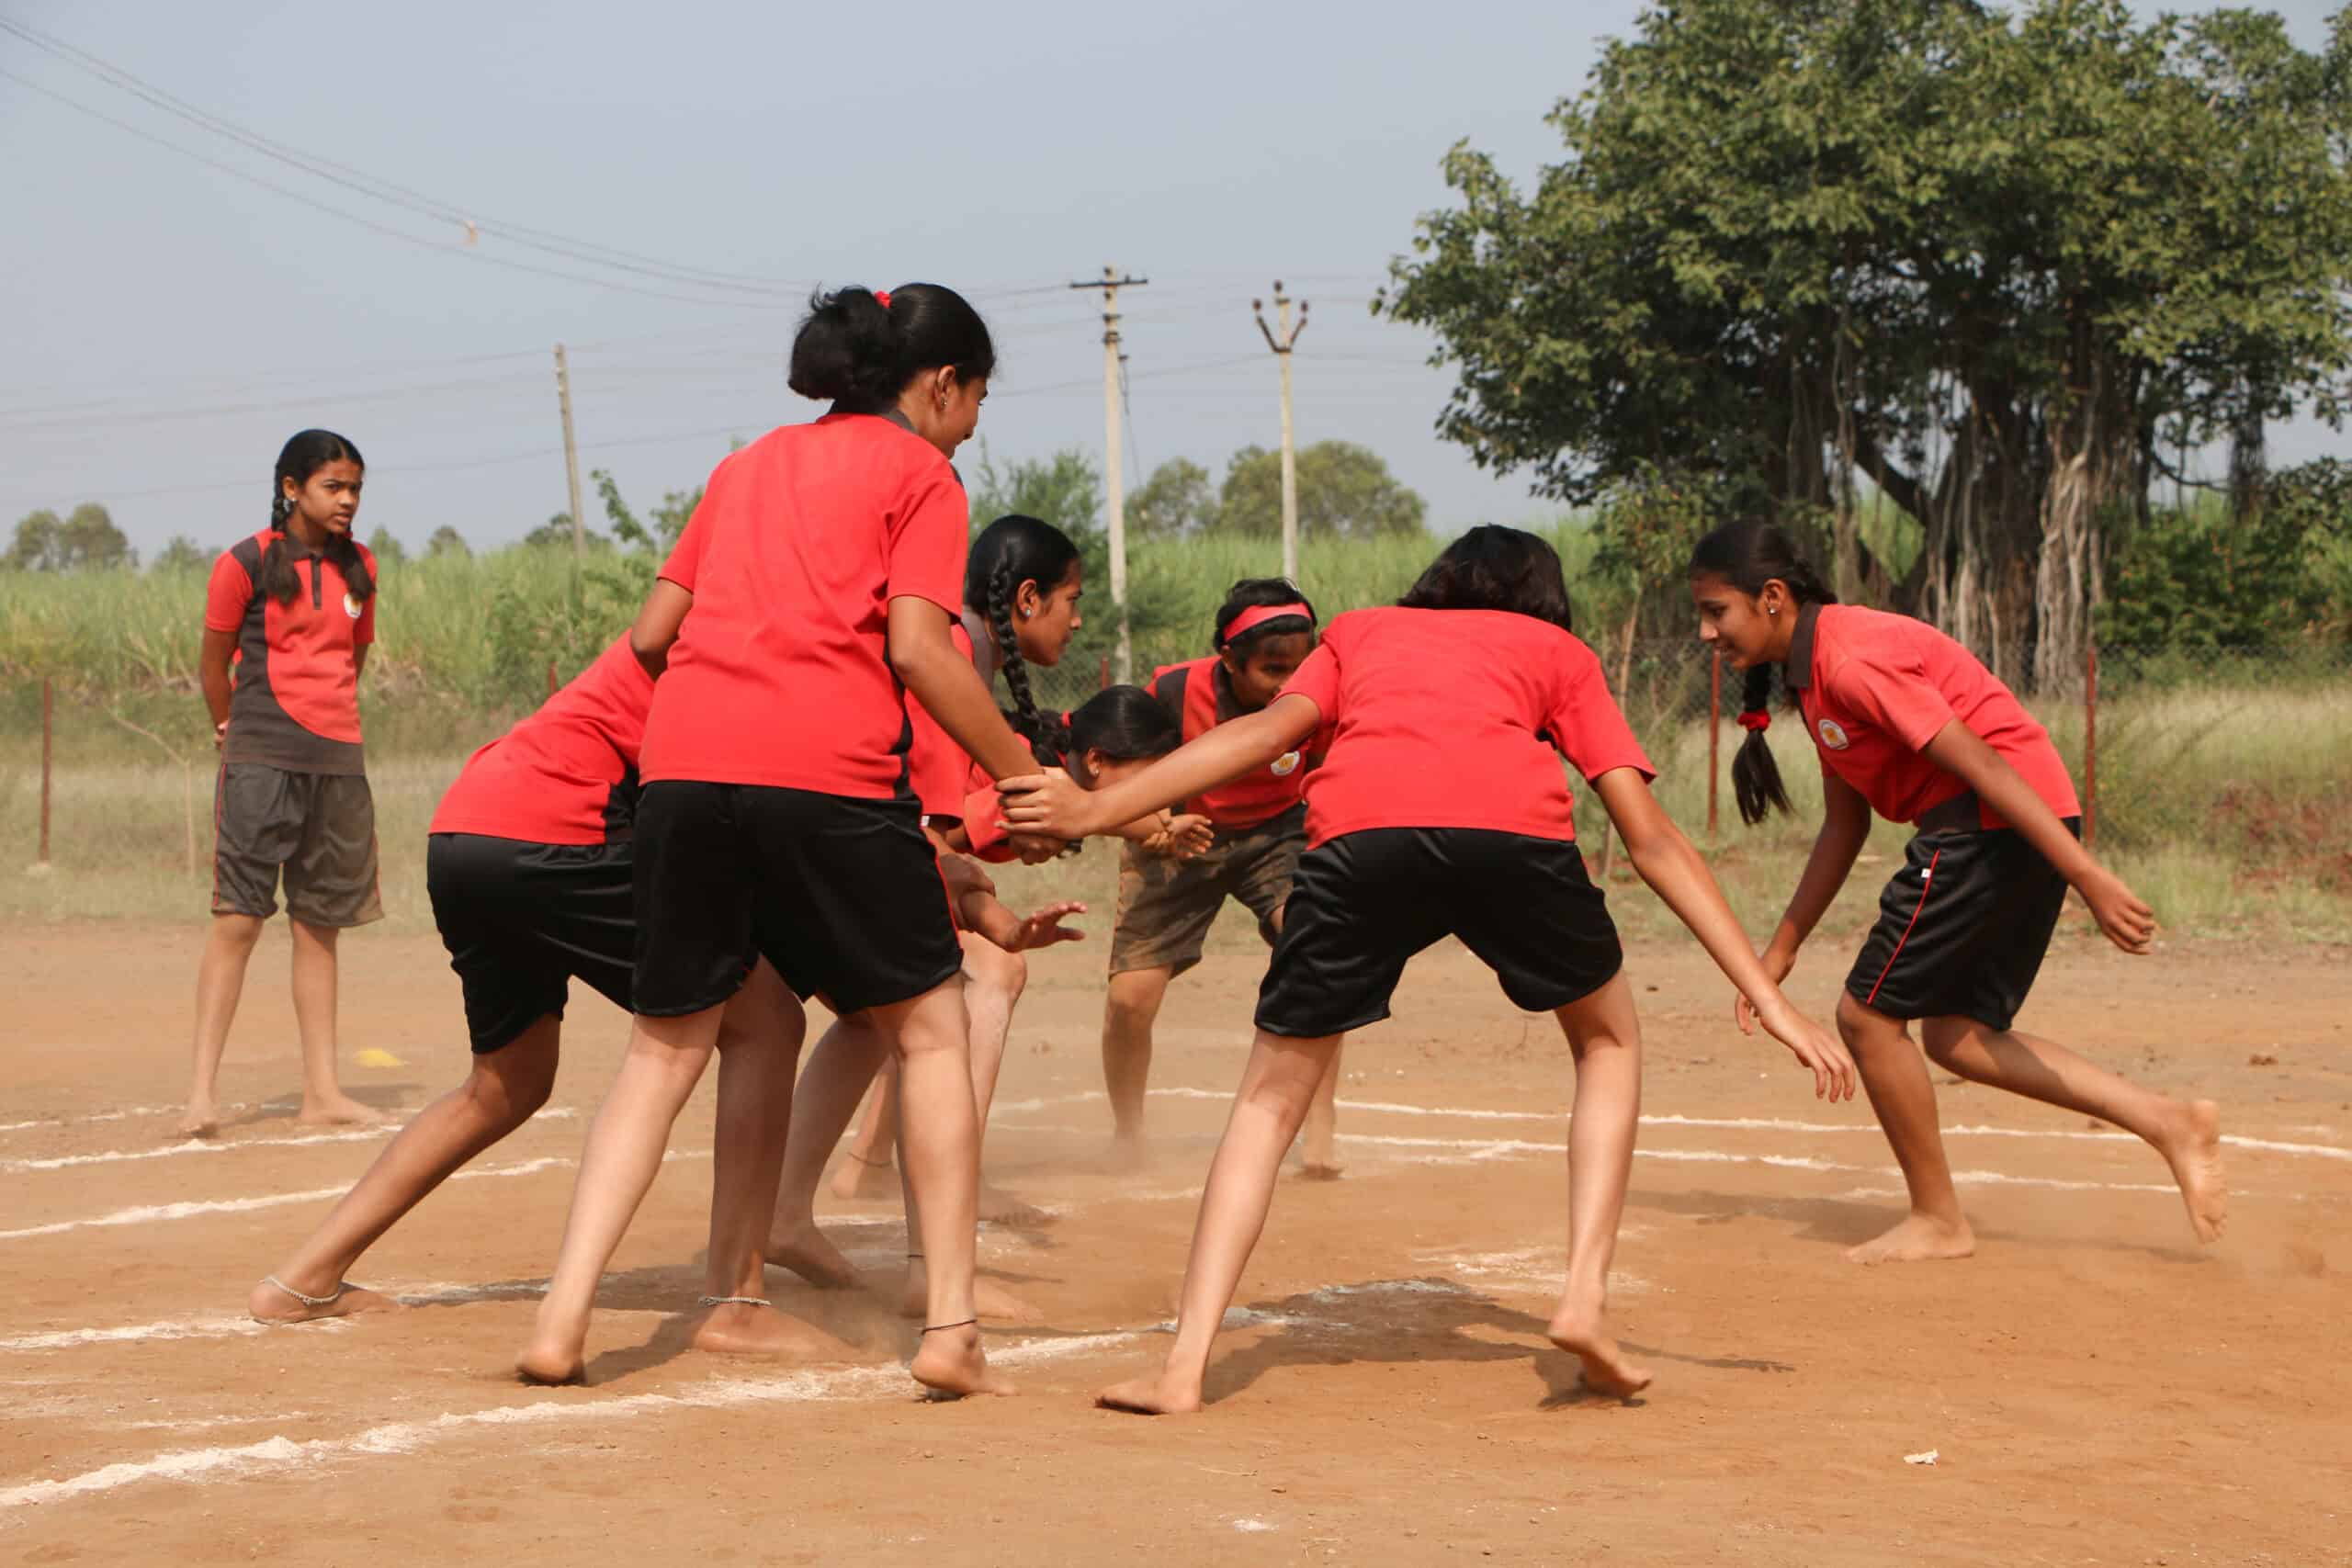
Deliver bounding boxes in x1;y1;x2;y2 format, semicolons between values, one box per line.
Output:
1297;1039;1346;1179
289;919;382;1126
830;1063;900;1200
184;913;266;1137
692;964;848;1360
1102;965;1173;1164
871;980;1007;1398
769;1012;891;1287
252;1017;561;1324
1544;974;1652;1397
1839;993;1974;1264
1097;1028;1338;1416
516;1003;726;1383
957;934;1034;1220
1921;1016;2225;1243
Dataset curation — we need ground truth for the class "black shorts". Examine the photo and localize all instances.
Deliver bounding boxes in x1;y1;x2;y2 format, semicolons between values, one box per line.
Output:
631;781;961;1018
211;762;381;927
426;833;635;1053
1254;828;1623;1039
1844;818;2080;1032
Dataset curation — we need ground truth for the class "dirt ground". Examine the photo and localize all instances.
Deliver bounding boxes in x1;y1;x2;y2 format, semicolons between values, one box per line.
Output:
1;917;2347;1567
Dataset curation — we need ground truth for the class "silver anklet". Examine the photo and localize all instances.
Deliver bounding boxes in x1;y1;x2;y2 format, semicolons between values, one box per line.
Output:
696;1294;770;1309
262;1275;350;1309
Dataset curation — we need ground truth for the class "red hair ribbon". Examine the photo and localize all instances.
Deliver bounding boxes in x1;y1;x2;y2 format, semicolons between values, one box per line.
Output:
1737;711;1771;733
1218;602;1312;644
875;289;893;310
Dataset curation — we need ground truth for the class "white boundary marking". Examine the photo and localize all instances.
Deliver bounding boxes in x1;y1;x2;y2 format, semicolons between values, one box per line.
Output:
0;1109;582;1175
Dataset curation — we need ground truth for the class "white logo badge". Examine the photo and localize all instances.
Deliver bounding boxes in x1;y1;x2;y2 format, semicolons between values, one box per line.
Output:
344;592;363;619
1816;717;1849;750
1271;750;1301;777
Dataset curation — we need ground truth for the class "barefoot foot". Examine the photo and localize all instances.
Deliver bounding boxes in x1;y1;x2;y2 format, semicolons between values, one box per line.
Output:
1844;1211;1975;1265
178;1100;220;1140
297;1094;390;1128
910;1322;1013;1399
689;1301;856;1361
900;1269;1042;1325
1296;1162;1345;1182
978;1183;1048;1225
514;1337;586;1386
1546;1304;1653;1399
247;1276;397;1325
829;1155;898;1201
1095;1367;1204;1416
764;1223;863;1290
2158;1099;2227;1244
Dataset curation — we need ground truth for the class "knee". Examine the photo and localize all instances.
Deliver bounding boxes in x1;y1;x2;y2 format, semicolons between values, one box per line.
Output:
214;914;265;952
1918;1018;1972;1069
1834;992;1875;1048
973;943;1027;1001
467;1051;555;1123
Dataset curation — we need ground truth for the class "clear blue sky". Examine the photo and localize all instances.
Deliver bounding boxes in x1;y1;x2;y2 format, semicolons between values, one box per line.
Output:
0;1;2336;558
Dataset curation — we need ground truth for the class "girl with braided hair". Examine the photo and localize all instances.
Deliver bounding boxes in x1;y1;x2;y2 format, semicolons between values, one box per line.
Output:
184;430;385;1139
1690;518;2224;1263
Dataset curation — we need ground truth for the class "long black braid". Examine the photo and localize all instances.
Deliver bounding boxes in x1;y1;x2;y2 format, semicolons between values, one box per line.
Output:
986;547;1064;763
967;513;1080;765
1688;519;1838;825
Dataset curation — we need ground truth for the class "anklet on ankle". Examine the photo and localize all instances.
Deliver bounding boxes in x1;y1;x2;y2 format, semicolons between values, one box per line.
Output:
846;1150;894;1168
922;1317;978;1334
906;1252;924;1261
262;1275;353;1309
696;1295;770;1309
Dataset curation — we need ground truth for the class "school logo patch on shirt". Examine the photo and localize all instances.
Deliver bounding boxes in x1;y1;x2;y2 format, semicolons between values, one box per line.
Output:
343;592;363;619
1816;717;1849;750
1271;750;1302;777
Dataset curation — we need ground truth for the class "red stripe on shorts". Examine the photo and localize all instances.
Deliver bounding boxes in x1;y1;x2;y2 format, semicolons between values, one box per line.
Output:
1864;848;1943;1010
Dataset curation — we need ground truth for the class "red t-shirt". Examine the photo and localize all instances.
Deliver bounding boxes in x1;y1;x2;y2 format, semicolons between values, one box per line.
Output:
1792;604;2079;829
1147;657;1312;829
1275;607;1654;850
204;529;378;775
639;414;969;797
905;622;979;817
430;635;655;845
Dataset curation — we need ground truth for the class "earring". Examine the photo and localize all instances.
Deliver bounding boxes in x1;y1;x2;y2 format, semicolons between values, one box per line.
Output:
1769;606;1779;616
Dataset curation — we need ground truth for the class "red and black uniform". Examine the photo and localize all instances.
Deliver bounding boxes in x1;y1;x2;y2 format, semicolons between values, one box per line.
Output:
426;635;654;1051
1255;606;1654;1037
1103;658;1314;977
202;529;382;926
1787;604;2083;1032
632;413;969;1015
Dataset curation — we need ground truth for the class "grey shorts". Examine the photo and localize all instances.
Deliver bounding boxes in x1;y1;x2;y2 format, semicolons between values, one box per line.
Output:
1109;805;1305;978
210;762;383;927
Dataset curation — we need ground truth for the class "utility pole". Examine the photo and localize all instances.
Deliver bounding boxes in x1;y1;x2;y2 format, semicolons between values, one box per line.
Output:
553;344;585;560
1071;265;1148;681
1252;282;1309;582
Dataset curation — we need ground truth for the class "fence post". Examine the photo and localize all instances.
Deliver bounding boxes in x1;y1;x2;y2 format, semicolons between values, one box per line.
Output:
547;658;559;698
1100;654;1111;693
2083;634;2098;852
1707;649;1722;839
37;675;52;867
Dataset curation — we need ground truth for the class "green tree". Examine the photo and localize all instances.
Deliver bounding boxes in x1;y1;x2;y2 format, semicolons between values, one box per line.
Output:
1214;442;1427;539
1383;0;2352;687
149;535;208;573
965;445;1103;543
367;526;407;568
1128;457;1217;538
425;525;472;560
521;511;610;552
6;502;133;570
591;468;698;554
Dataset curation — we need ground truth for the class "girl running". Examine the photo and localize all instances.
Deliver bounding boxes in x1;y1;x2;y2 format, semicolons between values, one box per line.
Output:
1687;519;2226;1263
185;430;384;1139
1004;526;1853;1411
1104;579;1336;1169
516;283;1033;1396
251;636;825;1360
766;683;1193;1312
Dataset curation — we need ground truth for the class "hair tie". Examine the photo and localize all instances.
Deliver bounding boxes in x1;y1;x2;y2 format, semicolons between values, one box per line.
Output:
1737;711;1770;733
875;289;893;310
1217;601;1312;645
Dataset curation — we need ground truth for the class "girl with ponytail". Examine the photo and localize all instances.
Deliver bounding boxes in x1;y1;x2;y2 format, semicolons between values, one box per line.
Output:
1689;519;2225;1263
184;430;385;1140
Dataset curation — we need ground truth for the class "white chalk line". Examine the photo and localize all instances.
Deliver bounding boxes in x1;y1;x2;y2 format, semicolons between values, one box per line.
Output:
0;1326;1151;1514
0;1108;583;1176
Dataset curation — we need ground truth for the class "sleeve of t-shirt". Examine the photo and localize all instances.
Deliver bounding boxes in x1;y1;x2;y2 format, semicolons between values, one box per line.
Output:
1834;654;1956;754
959;782;1018;863
203;551;251;634
885;463;970;614
353;546;378;647
1277;642;1340;729
1547;640;1657;783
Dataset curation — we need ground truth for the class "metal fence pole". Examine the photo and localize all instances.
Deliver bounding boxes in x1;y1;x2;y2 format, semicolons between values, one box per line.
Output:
1707;649;1722;838
2083;634;2098;852
38;675;52;867
547;659;560;698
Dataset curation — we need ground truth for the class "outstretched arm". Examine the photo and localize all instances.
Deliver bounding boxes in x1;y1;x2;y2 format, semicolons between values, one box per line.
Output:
1000;694;1322;840
1920;720;2153;953
1597;768;1855;1100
